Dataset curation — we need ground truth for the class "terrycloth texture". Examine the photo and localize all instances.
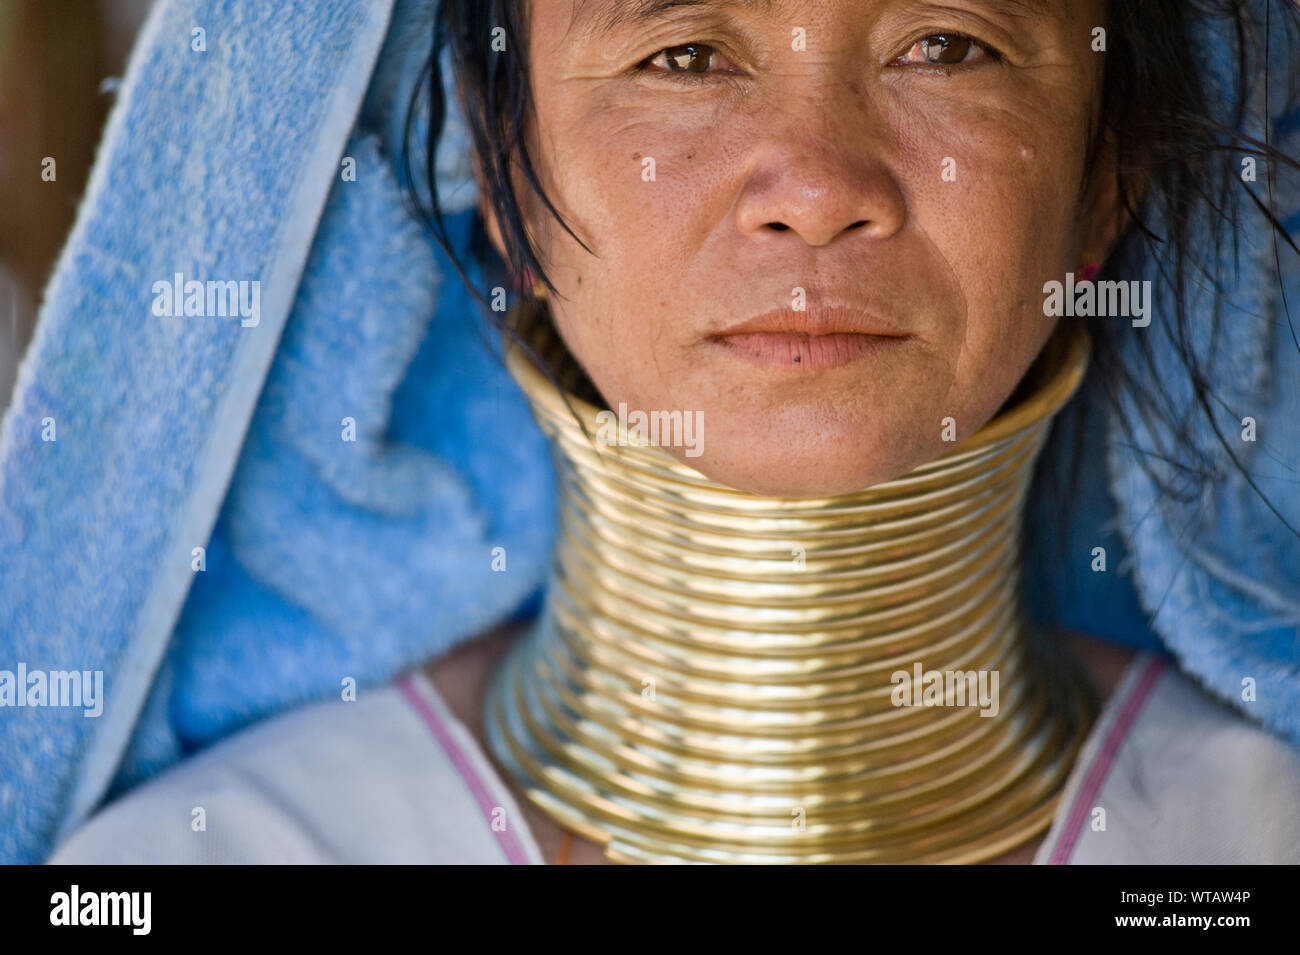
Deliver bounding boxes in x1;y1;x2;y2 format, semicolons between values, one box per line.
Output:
1024;11;1300;674
1;0;1297;866
0;0;555;864
115;143;556;791
1034;5;1300;743
1024;54;1300;738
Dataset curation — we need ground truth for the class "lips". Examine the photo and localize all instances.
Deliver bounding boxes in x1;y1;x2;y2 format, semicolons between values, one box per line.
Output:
707;304;912;370
712;303;909;338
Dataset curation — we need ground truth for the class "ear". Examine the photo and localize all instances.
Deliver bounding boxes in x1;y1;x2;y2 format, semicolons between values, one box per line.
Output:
1078;127;1135;266
474;156;546;291
453;68;512;267
474;163;511;264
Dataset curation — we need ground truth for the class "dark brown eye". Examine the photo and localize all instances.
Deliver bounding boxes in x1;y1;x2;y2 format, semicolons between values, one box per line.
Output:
891;33;994;68
921;34;973;64
660;43;715;73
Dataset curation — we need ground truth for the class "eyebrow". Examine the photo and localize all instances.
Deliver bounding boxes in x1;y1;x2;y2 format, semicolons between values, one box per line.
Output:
574;0;1057;39
574;0;782;39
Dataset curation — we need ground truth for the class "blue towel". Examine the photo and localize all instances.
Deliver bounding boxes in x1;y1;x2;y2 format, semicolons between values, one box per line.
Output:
0;0;555;864
1025;4;1300;742
0;0;1295;865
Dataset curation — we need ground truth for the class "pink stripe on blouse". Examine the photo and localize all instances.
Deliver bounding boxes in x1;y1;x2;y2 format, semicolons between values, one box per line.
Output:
1046;654;1169;865
395;673;533;865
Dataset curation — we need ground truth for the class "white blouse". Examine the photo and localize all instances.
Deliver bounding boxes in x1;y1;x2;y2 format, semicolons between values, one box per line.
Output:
47;653;1300;865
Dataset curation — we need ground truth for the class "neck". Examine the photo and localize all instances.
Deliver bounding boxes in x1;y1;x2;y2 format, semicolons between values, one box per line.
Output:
486;299;1096;864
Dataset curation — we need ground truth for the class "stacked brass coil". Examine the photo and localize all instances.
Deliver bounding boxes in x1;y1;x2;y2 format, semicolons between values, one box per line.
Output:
485;298;1096;864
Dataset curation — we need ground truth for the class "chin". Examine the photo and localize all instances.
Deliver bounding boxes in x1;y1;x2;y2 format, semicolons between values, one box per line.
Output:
661;427;939;499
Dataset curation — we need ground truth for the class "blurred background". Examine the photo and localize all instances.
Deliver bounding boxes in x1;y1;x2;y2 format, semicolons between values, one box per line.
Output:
0;0;154;413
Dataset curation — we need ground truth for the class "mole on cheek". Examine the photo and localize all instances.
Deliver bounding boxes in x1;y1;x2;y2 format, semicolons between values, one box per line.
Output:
1020;144;1037;161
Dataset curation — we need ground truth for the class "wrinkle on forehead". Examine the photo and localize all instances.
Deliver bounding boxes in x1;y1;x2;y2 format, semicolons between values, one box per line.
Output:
567;0;795;41
566;0;1063;40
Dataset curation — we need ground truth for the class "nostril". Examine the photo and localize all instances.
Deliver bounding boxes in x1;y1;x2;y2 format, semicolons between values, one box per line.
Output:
765;220;869;235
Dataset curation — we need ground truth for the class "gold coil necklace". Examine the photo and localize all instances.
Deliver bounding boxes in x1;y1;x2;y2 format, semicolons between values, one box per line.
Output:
485;297;1097;864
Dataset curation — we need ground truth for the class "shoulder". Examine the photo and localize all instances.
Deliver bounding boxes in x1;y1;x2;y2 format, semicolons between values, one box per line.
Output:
48;673;542;864
1037;652;1300;864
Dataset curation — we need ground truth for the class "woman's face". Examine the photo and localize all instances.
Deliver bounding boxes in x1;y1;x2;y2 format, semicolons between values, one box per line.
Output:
489;0;1114;496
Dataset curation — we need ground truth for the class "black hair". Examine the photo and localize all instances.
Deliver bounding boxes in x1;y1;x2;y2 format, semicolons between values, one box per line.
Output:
1077;0;1300;538
401;0;1300;549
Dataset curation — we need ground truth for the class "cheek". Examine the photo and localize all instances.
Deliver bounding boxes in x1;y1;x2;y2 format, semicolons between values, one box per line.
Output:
888;100;1086;421
900;107;1082;285
552;136;653;248
535;106;740;380
907;109;1080;278
541;86;744;268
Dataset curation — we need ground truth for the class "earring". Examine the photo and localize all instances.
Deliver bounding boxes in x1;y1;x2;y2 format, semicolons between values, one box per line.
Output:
515;267;548;302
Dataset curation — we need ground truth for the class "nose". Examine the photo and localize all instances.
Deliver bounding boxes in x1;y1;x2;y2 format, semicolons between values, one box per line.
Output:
733;100;906;247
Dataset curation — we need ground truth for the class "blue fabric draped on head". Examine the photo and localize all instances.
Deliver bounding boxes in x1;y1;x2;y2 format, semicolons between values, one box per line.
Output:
0;0;1297;863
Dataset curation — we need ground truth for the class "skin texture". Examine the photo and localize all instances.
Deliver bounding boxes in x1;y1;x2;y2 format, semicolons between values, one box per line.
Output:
480;0;1122;496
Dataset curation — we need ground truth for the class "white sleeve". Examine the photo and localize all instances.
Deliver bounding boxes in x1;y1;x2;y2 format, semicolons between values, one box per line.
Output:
47;673;544;865
1035;653;1300;864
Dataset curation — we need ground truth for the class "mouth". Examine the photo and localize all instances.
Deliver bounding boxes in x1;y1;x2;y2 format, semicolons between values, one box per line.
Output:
706;304;912;371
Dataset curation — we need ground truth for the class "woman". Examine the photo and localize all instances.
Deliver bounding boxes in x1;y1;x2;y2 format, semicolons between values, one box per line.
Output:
34;0;1300;863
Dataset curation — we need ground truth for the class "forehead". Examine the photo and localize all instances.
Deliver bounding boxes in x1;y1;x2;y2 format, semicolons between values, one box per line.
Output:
573;0;787;34
565;0;1059;38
